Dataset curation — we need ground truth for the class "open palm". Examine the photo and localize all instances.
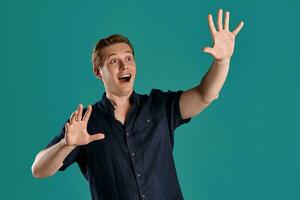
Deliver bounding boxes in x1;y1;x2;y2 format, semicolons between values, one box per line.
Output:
203;9;244;61
64;104;105;147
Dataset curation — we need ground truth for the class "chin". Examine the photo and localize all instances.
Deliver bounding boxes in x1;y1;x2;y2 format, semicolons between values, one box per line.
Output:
119;87;134;95
108;86;133;96
104;80;134;94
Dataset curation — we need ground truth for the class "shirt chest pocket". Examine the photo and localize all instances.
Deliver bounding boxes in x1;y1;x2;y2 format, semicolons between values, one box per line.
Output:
134;115;168;149
134;115;163;135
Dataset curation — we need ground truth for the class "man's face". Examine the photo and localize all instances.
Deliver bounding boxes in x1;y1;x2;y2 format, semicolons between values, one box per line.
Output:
96;43;136;96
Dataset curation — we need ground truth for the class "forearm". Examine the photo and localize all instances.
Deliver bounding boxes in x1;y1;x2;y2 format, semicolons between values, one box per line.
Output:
31;138;76;178
197;58;231;103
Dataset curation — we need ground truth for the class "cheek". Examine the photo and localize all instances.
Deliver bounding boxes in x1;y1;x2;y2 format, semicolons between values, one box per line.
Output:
104;67;117;77
101;73;112;83
132;63;137;71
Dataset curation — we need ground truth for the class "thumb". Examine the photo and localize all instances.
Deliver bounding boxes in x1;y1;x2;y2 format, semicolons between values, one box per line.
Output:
90;133;105;142
202;47;215;55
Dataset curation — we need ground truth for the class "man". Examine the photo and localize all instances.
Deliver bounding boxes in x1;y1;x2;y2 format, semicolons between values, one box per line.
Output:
31;9;244;200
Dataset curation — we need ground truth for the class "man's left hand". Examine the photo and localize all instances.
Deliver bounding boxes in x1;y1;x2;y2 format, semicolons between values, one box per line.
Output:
203;9;244;62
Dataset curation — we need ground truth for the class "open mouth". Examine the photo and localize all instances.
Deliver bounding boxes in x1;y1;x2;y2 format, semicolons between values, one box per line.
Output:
118;74;132;82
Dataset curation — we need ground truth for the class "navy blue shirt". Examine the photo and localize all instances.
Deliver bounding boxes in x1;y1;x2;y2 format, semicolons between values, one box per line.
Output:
45;89;192;200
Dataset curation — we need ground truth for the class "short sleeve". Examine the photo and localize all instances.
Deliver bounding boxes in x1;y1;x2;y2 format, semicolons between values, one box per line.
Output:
44;121;81;171
151;89;192;139
163;89;192;131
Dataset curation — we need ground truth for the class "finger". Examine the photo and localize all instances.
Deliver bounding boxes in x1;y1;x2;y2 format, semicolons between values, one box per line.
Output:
89;133;105;142
63;123;70;145
72;111;78;123
218;8;223;31
202;47;215;55
232;21;244;36
208;14;217;35
65;122;69;133
224;11;230;30
83;105;92;122
69;111;76;125
77;104;83;121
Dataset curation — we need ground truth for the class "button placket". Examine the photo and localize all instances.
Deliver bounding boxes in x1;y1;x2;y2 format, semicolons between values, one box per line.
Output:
145;117;152;125
124;111;147;199
136;171;143;179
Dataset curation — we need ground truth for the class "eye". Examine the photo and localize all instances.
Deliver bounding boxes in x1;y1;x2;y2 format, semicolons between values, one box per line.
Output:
110;58;118;64
126;56;133;62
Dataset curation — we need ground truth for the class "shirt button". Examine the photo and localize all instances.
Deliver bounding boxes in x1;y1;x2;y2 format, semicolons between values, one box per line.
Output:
146;118;151;123
137;173;141;177
142;194;146;199
126;132;130;136
131;152;135;157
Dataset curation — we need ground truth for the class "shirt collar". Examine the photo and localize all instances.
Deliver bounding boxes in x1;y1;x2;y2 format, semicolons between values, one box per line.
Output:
99;90;140;111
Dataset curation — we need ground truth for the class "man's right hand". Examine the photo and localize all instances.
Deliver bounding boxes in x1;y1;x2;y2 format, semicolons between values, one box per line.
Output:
64;104;105;147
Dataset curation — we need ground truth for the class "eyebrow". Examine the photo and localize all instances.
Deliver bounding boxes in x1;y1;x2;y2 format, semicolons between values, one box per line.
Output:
107;50;133;59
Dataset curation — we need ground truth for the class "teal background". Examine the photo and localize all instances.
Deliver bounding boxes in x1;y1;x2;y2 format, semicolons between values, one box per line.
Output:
1;0;299;199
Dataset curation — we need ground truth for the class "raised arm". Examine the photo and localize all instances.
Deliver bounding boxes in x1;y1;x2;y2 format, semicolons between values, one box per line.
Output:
179;8;244;119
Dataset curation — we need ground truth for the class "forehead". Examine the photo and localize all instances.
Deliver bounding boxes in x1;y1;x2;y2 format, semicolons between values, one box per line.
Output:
102;43;133;58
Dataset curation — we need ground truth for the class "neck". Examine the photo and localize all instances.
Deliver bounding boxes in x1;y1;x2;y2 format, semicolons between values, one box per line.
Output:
105;90;133;108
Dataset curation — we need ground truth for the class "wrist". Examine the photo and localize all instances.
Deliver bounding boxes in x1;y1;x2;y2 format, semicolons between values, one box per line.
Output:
215;57;231;65
60;138;77;149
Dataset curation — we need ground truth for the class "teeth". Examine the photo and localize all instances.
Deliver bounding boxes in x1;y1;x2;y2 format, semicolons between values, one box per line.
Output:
119;74;131;79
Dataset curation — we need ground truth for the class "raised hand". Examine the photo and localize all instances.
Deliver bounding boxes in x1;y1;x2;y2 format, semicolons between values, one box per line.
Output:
63;104;105;147
203;9;244;61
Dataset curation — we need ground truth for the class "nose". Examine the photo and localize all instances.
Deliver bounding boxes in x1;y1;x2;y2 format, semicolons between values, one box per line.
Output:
119;60;128;70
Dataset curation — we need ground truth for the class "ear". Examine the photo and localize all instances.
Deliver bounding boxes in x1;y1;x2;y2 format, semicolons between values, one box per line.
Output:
93;64;103;79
